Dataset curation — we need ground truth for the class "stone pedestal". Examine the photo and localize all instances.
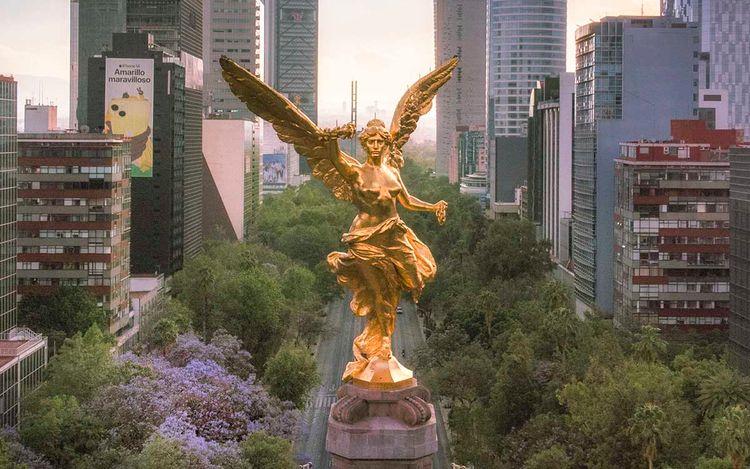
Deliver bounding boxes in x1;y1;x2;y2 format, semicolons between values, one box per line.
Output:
326;379;438;468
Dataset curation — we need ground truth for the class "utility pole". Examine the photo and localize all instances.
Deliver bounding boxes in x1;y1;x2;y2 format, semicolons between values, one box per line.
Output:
351;80;358;157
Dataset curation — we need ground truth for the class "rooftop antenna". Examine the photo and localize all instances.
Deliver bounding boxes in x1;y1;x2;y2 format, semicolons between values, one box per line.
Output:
641;1;644;15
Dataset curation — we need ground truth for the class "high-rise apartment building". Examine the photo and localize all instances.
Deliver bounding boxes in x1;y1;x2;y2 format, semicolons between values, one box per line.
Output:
666;0;750;136
527;73;574;265
87;33;187;275
573;16;699;315
202;118;261;241
126;0;204;259
17;133;132;336
69;0;127;130
0;76;48;429
434;0;486;180
203;0;264;119
729;145;750;373
0;76;18;333
486;0;566;209
614;120;741;332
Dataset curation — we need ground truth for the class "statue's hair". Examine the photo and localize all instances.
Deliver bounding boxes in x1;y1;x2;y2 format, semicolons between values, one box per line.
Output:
359;119;403;169
359;119;391;148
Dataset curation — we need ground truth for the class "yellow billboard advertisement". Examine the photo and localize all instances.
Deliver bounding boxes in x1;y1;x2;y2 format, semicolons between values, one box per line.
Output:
104;58;154;177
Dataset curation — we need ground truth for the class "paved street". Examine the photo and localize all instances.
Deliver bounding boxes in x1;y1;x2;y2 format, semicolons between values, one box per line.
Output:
295;297;450;468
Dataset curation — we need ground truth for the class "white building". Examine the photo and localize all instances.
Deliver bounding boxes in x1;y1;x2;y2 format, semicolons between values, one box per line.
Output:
23;102;57;133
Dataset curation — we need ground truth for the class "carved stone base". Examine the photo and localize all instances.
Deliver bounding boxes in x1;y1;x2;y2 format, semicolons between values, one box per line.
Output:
326;381;437;468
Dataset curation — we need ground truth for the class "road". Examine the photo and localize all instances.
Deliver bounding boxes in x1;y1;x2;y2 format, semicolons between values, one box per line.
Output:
295;296;450;468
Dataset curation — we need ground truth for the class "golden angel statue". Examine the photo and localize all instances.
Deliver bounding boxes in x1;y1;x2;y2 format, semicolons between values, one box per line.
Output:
221;55;457;388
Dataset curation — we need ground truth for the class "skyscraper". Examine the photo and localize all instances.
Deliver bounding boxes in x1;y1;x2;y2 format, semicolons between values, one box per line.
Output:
203;0;264;119
573;17;699;314
126;0;204;259
87;33;187;275
486;0;566;209
69;0;127;130
666;0;750;136
730;145;750;373
434;0;486;180
265;0;318;177
0;75;18;333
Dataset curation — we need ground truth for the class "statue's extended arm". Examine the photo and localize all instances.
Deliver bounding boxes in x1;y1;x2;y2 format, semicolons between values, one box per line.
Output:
395;171;448;224
325;139;360;182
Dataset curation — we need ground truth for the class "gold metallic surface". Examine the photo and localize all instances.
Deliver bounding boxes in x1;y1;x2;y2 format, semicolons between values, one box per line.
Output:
221;55;457;387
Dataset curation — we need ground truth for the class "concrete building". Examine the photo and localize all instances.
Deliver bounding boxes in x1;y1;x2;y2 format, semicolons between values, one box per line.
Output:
456;127;489;206
434;0;486;179
0;76;18;334
23;103;58;133
202;118;261;241
487;0;566;211
573;16;700;315
699;89;729;130
265;0;317;179
17;133;132;337
86;33;187;276
614;120;741;332
729;145;750;373
69;0;127;130
203;0;264;118
0;76;48;429
527;73;574;265
126;0;204;260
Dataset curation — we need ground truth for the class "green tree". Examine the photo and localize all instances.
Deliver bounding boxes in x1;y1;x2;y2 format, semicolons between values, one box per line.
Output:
523;444;571;469
134;436;203;469
696;457;734;469
18;287;108;351
628;402;668;469
20;395;103;468
239;432;296;469
698;369;750;418
713;405;750;469
150;319;180;350
35;325;122;403
632;325;667;363
263;344;319;408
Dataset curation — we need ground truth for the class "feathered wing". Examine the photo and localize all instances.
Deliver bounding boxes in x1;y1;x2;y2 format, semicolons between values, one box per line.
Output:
220;55;355;201
389;56;459;158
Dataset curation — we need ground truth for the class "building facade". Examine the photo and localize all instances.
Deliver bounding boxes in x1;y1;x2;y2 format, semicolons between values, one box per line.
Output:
729;145;750;373
202;118;261;241
69;0;127;130
0;77;48;429
23;103;58;133
126;0;204;260
573;17;700;314
434;0;486;179
203;0;264;118
666;0;750;135
87;33;186;276
17;133;132;336
0;76;18;334
527;73;574;263
614;120;741;332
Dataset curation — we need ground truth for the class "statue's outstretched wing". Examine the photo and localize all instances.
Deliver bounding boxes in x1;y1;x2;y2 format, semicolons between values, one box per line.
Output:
389;57;459;154
220;55;356;202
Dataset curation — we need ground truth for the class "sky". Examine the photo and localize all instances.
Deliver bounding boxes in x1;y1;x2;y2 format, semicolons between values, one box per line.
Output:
0;0;660;139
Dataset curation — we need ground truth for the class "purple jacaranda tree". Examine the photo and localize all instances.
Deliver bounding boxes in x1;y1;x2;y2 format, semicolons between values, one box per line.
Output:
87;333;299;452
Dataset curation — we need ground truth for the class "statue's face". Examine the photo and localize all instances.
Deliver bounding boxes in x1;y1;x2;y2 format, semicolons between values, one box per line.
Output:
366;135;385;158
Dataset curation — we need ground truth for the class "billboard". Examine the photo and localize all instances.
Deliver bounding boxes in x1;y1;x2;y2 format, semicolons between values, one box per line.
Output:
104;58;154;177
262;153;287;191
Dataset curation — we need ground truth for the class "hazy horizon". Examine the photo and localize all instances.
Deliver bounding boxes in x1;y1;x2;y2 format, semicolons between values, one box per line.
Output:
0;0;660;140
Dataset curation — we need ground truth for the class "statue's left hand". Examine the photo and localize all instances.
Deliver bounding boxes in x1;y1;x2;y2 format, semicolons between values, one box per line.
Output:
434;200;448;225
